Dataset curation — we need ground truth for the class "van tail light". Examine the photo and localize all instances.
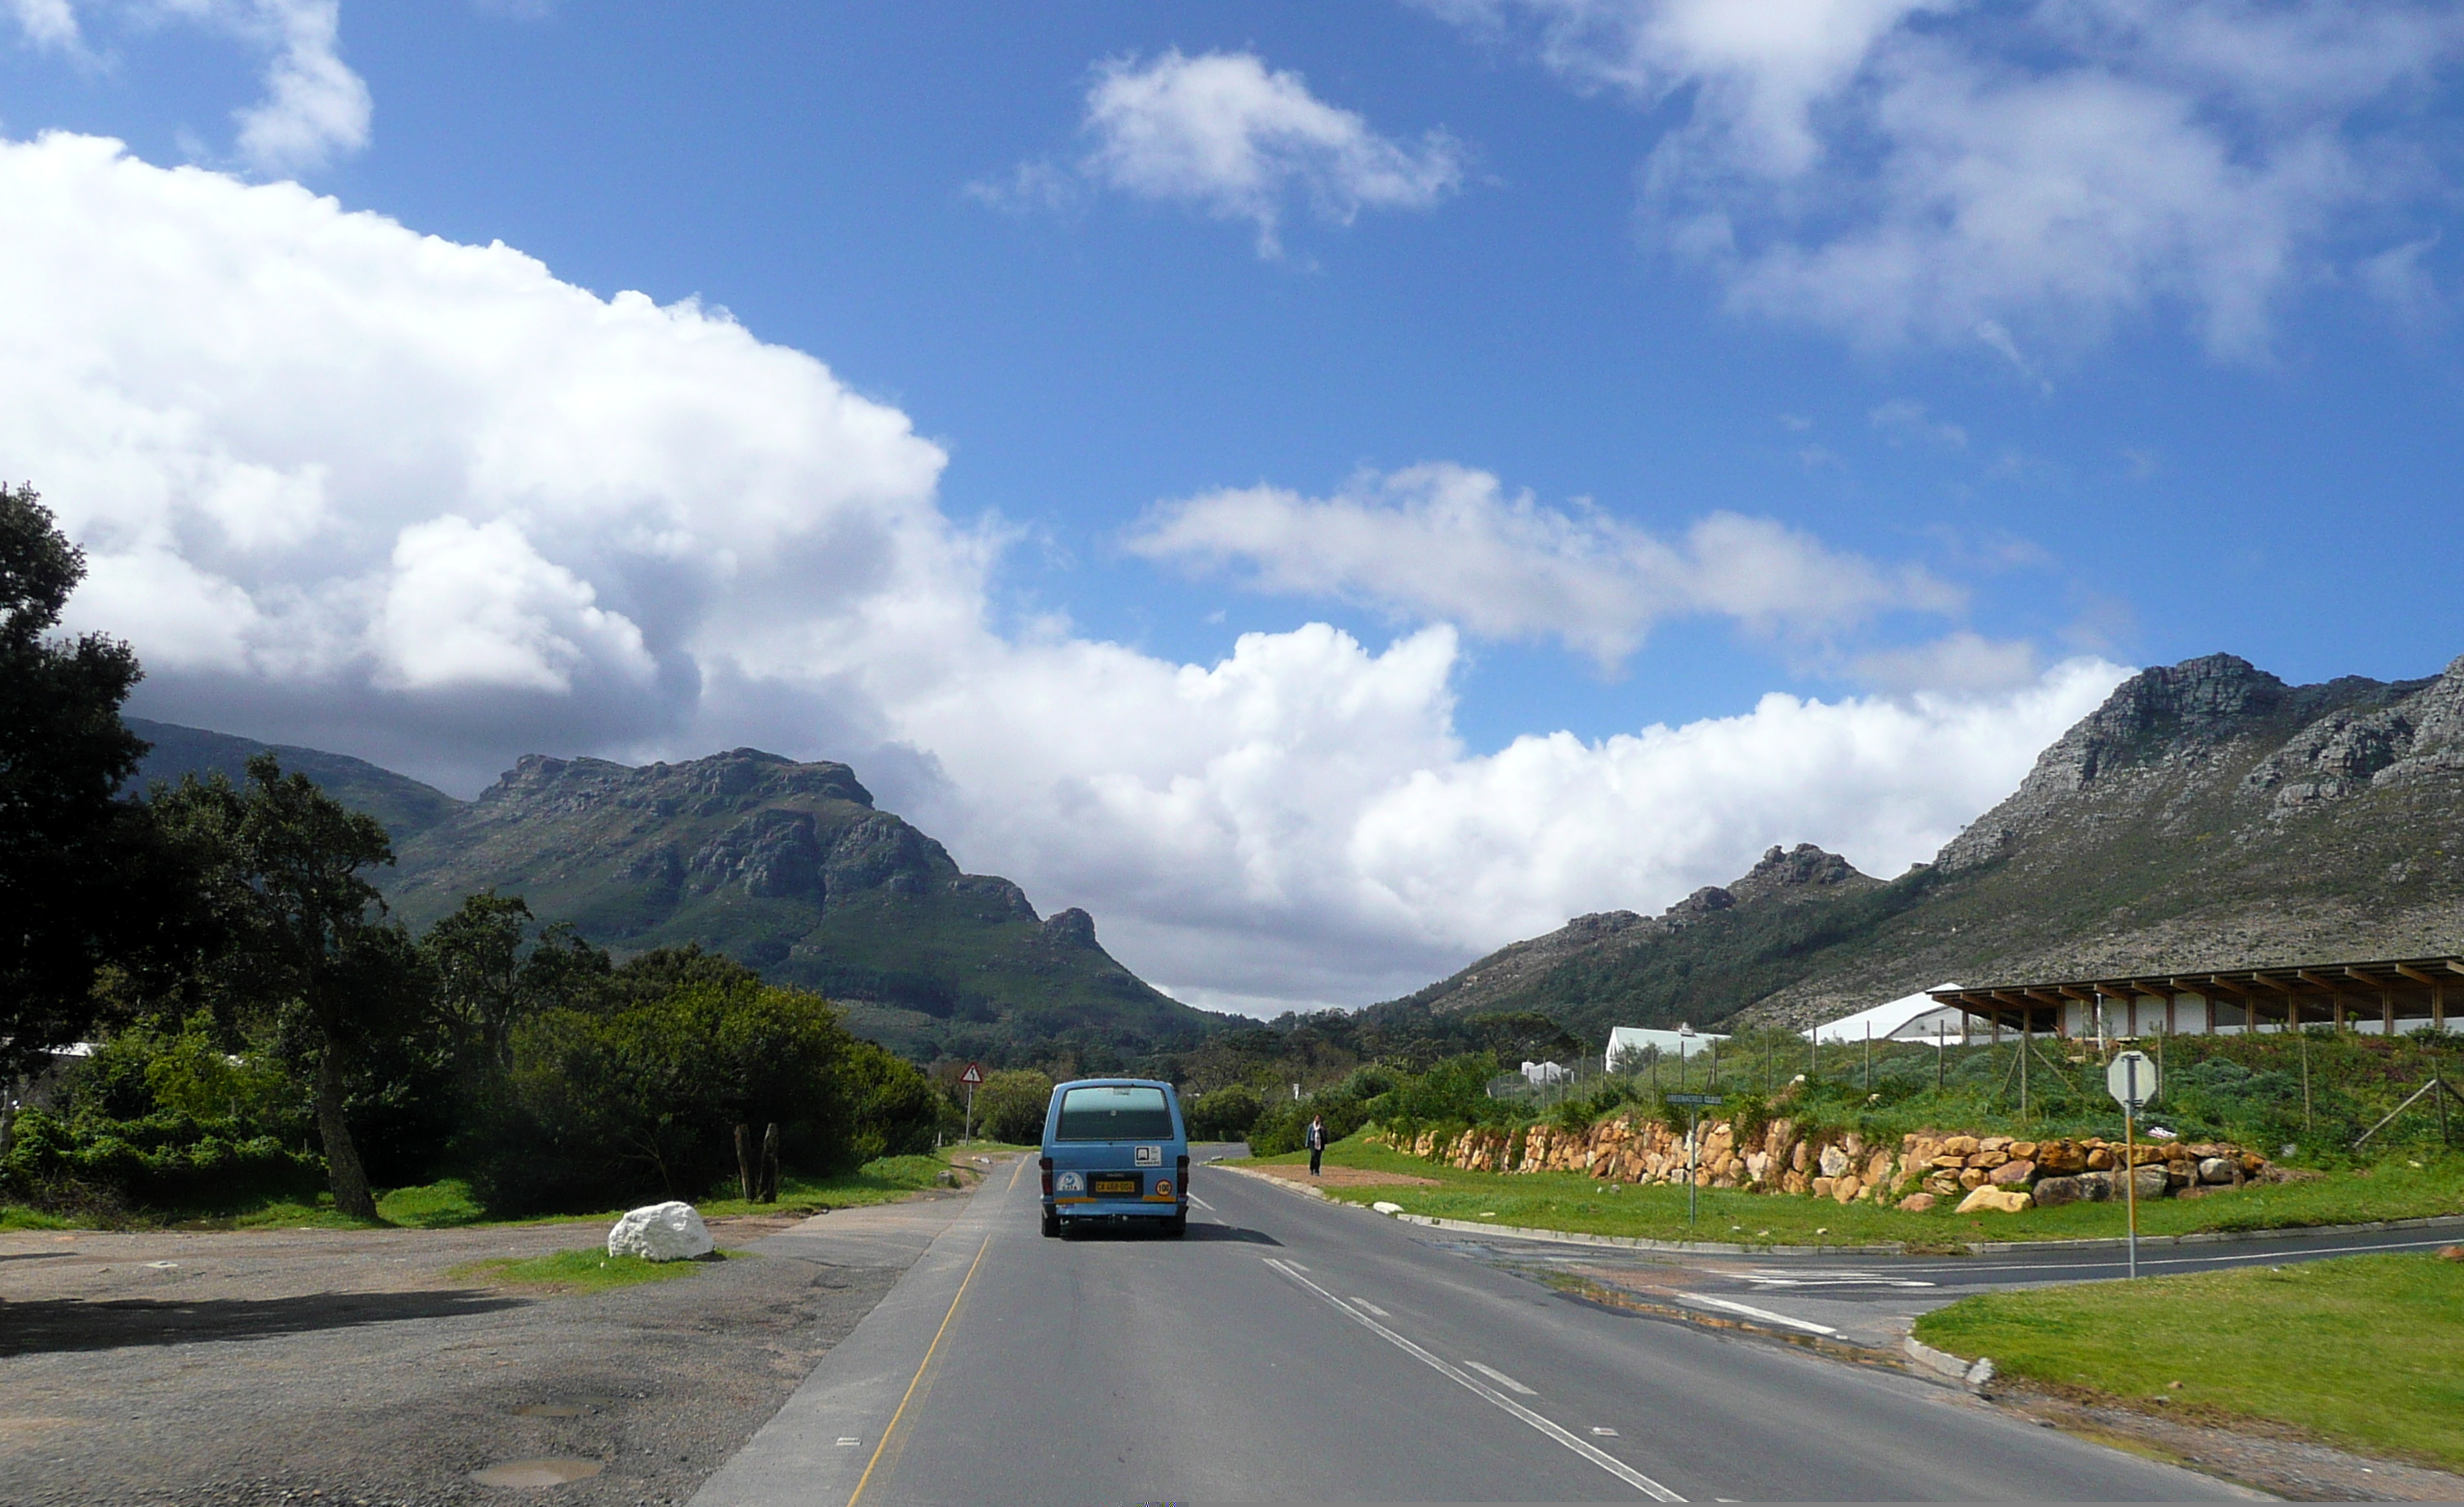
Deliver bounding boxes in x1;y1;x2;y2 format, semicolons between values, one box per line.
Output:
1176;1154;1190;1200
1039;1156;1054;1197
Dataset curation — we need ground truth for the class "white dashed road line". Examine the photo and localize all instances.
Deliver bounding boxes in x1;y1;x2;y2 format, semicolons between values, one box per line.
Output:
1265;1257;1685;1502
1465;1361;1537;1396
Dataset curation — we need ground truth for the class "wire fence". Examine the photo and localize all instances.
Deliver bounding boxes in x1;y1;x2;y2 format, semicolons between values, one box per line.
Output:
1483;1021;2463;1154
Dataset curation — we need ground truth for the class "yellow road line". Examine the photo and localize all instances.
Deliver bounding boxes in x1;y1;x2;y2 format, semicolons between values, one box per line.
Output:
845;1158;1021;1505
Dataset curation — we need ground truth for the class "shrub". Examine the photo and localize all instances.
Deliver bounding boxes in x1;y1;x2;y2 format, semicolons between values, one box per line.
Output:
972;1069;1054;1145
1;1107;322;1209
467;976;864;1213
1185;1083;1264;1141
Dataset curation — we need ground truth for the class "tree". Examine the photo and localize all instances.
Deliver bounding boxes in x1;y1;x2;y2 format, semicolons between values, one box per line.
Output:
153;754;402;1220
973;1068;1056;1145
474;972;862;1211
0;484;150;1078
420;891;606;1070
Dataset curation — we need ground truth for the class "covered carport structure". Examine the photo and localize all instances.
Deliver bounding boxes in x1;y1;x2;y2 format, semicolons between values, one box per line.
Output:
1928;955;2462;1040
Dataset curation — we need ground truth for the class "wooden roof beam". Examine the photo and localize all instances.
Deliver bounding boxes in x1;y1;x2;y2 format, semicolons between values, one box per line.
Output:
2394;963;2442;987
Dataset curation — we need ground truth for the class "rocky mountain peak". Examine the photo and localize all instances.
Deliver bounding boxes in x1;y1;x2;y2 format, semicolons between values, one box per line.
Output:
1726;842;1870;905
1039;907;1099;948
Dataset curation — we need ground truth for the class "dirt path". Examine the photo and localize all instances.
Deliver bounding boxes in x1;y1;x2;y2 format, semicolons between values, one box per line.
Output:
0;1197;972;1506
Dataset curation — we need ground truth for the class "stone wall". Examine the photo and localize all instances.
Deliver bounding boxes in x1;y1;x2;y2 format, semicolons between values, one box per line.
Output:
1378;1115;2291;1213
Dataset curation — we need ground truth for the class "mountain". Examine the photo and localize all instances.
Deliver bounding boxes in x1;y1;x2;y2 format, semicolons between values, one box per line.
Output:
1380;651;2464;1041
1367;842;1906;1045
384;747;1225;1060
126;718;465;842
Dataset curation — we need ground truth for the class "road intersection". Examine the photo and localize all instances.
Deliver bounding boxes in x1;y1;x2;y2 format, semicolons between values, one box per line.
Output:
679;1147;2457;1504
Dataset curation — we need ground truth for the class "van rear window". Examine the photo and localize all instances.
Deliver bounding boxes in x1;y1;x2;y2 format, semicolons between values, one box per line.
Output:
1056;1085;1175;1141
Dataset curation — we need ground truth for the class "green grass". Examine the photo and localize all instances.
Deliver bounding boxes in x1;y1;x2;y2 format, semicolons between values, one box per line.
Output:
449;1247;741;1293
1915;1253;2464;1472
1241;1137;2464;1249
0;1206;79;1231
0;1151;977;1234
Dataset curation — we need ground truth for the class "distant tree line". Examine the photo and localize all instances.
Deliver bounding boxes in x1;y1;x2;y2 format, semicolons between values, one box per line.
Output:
0;485;937;1219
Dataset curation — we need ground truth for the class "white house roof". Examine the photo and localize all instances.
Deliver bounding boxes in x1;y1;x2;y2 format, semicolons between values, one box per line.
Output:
1604;1025;1726;1065
1804;986;1967;1044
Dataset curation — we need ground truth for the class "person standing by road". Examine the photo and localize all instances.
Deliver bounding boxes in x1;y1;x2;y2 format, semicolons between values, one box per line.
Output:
1306;1114;1328;1176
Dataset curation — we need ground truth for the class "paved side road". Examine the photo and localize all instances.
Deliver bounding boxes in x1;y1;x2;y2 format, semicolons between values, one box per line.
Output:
694;1154;2251;1504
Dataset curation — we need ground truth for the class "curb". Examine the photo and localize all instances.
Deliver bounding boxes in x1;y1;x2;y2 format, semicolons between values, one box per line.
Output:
1902;1336;1994;1391
1211;1162;2464;1257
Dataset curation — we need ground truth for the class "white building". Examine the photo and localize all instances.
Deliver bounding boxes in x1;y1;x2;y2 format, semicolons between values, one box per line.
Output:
1804;986;1971;1046
1603;1024;1726;1073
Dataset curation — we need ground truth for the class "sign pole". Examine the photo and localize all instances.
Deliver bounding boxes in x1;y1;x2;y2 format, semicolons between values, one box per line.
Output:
1688;1106;1698;1228
2104;1050;2155;1280
2124;1075;2138;1280
957;1061;985;1145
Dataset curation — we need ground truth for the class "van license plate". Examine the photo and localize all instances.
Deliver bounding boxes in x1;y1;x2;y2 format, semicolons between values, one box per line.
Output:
1091;1175;1140;1196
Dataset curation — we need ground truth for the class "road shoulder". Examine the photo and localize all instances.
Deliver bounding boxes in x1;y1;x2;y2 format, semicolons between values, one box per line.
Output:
687;1156;1022;1507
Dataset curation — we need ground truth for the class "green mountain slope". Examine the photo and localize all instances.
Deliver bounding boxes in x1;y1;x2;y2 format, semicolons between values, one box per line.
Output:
1363;842;1908;1044
1378;651;2464;1041
385;747;1226;1060
126;717;465;842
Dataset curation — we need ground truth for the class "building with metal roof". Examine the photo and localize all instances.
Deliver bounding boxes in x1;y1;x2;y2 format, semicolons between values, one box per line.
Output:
1928;956;2462;1038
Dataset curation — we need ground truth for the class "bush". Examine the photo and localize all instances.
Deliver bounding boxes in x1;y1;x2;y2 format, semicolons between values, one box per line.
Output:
972;1069;1054;1145
1185;1083;1263;1141
467;975;865;1213
1;1107;322;1209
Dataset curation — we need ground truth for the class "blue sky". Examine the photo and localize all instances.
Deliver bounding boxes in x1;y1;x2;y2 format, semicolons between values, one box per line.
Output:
6;2;2462;1011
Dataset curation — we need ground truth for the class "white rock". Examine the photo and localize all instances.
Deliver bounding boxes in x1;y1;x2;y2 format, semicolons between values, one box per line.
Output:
607;1201;713;1262
1372;1201;1404;1215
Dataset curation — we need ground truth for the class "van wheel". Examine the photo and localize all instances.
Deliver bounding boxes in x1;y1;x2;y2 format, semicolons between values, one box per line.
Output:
1163;1213;1187;1238
1041;1211;1061;1238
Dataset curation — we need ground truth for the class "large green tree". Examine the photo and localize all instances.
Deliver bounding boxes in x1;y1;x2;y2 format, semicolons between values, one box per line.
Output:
0;484;152;1078
154;754;403;1220
420;890;606;1070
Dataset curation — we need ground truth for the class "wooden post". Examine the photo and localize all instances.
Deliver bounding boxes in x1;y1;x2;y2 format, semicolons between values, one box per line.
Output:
760;1122;781;1202
2301;1029;2312;1131
2021;1018;2031;1118
735;1124;754;1202
1863;1023;1871;1092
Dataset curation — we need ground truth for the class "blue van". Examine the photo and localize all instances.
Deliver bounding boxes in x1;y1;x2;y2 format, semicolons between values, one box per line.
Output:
1039;1078;1188;1238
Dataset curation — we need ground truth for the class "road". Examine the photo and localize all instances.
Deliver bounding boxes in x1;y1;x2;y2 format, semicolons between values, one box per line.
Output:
692;1153;2266;1505
1396;1192;2464;1351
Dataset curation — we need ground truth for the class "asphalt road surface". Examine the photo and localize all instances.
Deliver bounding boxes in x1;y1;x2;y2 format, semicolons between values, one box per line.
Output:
1412;1196;2464;1350
693;1154;2262;1505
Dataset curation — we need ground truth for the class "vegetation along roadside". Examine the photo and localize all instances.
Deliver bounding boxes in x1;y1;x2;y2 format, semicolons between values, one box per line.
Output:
1914;1252;2464;1474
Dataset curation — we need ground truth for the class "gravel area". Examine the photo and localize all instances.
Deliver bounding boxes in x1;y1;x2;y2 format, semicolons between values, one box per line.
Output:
0;1202;962;1506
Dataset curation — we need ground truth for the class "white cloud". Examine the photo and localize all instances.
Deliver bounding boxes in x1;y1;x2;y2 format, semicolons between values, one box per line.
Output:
7;2;370;173
6;0;81;50
1868;397;1965;447
1436;0;2464;357
1125;461;1962;666
7;131;2127;1013
983;49;1466;256
227;0;370;174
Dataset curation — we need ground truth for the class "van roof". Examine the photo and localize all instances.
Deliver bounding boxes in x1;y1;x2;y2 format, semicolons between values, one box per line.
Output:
1051;1077;1175;1091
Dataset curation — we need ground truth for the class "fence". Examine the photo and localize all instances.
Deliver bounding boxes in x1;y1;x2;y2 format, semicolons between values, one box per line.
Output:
1492;1022;2461;1153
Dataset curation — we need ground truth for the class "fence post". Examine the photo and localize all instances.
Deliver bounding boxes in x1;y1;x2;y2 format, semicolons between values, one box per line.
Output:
735;1124;754;1202
760;1122;781;1202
